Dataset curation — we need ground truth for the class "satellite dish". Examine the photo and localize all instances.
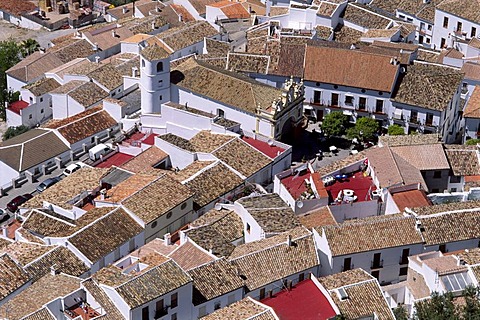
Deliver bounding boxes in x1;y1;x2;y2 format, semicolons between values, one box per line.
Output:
267;139;274;146
296;201;304;208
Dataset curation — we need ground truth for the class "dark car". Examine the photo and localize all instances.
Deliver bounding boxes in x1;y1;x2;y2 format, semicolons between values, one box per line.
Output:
36;177;60;193
7;194;33;212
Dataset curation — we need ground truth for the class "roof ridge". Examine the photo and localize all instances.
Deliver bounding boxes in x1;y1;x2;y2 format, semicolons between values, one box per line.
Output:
229;232;312;260
56;108;105;130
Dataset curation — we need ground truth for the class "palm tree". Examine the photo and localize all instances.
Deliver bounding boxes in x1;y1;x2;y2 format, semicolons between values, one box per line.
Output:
19;39;40;57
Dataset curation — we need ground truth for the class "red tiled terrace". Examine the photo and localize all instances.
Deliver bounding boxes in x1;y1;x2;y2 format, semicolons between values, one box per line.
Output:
392;189;431;212
124;132;158;146
281;170;310;199
261;279;338;320
241;136;285;159
95;152;134;168
325;171;375;203
66;303;100;320
7;100;29;115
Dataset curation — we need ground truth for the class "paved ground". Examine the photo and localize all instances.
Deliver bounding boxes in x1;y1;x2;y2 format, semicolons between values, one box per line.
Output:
0;19;75;48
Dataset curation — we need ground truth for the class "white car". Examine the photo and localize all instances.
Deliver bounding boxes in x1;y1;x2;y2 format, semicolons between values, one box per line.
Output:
63;162;88;176
0;208;8;221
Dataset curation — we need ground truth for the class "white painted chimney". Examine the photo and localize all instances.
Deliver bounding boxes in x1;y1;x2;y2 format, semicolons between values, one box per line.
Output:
95;56;100;63
179;13;183;22
122;6;128;14
112;30;117;38
151;21;155;30
164;232;172;245
132;66;138;77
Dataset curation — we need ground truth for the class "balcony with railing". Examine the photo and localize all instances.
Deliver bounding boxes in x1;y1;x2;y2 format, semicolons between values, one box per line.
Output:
399;256;409;265
371;259;384;269
342;263;354;272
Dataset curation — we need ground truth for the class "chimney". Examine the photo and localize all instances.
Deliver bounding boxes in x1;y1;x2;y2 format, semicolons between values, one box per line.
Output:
248;5;252;13
132;0;136;16
50;264;59;276
112;30;117;38
122;6;128;14
39;47;46;54
100;188;107;200
286;234;292;246
95;56;100;63
179;13;183;22
93;42;98;51
151;21;156;30
132;66;138;77
2;226;7;238
164;232;171;245
155;6;160;13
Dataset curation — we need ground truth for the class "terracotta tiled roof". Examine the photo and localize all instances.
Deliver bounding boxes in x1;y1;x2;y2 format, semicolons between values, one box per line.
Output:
0;273;81;320
226;52;270;74
69;208;142;263
390;144;450;170
269;6;289;16
238;194;300;233
169;161;215;182
0;254;30;302
22;207;111;238
114;259;191;309
406;267;430;300
410;200;480;216
299;206;337;228
24;246;89;282
189;258;244;305
22;77;61;96
185;162;243;208
204;297;277;320
318;215;423;256
304;45;399;92
187;0;223;15
333;25;364;44
456;248;480;265
0;0;36;16
83;24;134;51
87;64;124;91
122;174;195;223
204;38;231;57
6;51;64;83
366;146;426;189
96;173;159;204
0;242;53;266
168;241;215;271
164;101;216;118
213;138;272;178
159;131;235;153
185;208;243;257
46;107;117;144
82;279;123;320
319;269;395;320
69;81;109;107
23;168;109;210
22;308;56;320
317;1;338;16
418;209;480;245
120;146;169;173
158;21;218;51
50;39;96;64
229;226;311;259
229;232;319;291
370;0;441;22
172;58;284;113
315;25;332;40
0;129;69;172
391;189;431;212
444;145;480;176
392;63;464;111
437;0;480;24
209;0;250;18
343;3;392;29
379;134;440;147
140;44;170;61
464;85;480;119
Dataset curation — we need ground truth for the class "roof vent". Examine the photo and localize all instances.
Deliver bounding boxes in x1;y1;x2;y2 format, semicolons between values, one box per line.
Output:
337;287;349;300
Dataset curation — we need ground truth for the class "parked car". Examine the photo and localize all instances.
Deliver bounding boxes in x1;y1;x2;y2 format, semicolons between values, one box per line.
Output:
0;208;8;220
63;162;88;176
7;194;33;212
36;177;60;193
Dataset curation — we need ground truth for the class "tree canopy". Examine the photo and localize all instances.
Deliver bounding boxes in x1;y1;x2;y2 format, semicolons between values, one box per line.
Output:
2;125;29;141
346;117;379;141
321;112;349;137
388;124;405;136
466;138;480;146
0;40;22;121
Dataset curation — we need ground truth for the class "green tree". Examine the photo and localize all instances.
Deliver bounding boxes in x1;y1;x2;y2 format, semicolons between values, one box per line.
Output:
2;125;30;140
0;40;22;121
462;286;480;319
19;38;39;57
321;112;348;137
414;291;458;320
393;306;409;320
388;124;405;136
346;117;379;141
466;138;480;146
